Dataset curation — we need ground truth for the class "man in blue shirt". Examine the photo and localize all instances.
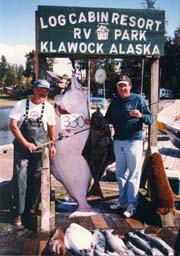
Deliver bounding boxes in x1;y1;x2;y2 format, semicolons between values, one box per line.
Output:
105;75;153;217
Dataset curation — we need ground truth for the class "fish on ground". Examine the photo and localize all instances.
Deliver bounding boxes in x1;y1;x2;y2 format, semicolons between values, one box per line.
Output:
92;229;106;253
125;232;152;255
64;224;132;256
102;229;134;256
94;249;119;256
125;240;146;256
64;223;94;255
135;229;175;256
82;108;115;197
151;247;165;256
51;76;93;217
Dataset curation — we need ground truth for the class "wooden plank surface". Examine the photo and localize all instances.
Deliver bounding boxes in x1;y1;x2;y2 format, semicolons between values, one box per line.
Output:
0;131;180;255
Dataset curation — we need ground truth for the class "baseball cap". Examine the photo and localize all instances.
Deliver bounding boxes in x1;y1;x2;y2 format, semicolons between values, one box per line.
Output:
33;79;50;90
116;75;131;86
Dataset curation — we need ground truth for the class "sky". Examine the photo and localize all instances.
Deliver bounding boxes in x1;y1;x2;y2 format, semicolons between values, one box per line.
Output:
0;0;180;75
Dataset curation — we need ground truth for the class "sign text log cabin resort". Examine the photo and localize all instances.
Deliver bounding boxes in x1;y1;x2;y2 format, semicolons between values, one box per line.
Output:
37;6;165;57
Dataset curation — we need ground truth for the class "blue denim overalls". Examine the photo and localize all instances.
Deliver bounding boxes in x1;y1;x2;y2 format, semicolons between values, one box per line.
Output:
12;99;47;215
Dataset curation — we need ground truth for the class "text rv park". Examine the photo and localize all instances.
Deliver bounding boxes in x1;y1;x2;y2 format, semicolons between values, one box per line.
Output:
37;7;165;57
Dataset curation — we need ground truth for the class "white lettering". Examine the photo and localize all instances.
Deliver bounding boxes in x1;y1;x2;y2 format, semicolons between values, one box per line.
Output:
74;28;81;39
109;44;118;54
67;42;78;52
136;44;143;54
69;11;110;24
137;18;146;29
78;12;87;23
96;43;104;53
49;16;57;27
88;11;96;23
79;42;87;52
40;41;48;52
152;45;160;55
114;29;147;41
111;13;119;24
127;44;135;54
57;15;66;26
143;44;151;54
114;29;122;40
83;28;91;39
131;30;138;40
74;28;92;39
120;14;128;26
69;13;76;24
40;17;48;29
50;41;56;52
58;42;67;52
100;12;109;23
58;42;104;54
154;20;162;31
88;43;95;53
122;30;130;40
40;41;160;56
129;16;136;27
139;30;146;41
146;19;154;30
118;44;125;54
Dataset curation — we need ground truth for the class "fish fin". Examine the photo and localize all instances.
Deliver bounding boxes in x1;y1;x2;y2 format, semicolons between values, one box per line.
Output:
69;210;98;219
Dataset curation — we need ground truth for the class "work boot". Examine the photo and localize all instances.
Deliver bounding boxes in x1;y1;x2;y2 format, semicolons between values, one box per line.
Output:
123;204;136;218
14;215;22;226
110;202;127;210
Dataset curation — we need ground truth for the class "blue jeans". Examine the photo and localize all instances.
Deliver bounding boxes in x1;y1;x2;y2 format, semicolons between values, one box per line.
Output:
113;139;143;207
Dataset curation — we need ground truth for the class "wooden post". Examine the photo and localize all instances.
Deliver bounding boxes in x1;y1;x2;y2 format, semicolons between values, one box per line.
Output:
148;58;159;153
87;59;91;109
41;148;51;233
39;56;47;79
140;58;159;187
35;11;39;80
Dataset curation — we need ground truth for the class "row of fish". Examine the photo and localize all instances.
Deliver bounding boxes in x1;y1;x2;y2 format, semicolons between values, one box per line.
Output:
63;223;175;256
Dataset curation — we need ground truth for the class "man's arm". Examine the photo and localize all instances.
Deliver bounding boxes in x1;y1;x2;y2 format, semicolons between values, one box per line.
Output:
47;124;56;157
10;118;37;152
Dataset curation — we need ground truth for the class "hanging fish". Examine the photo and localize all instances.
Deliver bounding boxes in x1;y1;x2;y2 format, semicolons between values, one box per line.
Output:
51;76;94;217
82;108;115;197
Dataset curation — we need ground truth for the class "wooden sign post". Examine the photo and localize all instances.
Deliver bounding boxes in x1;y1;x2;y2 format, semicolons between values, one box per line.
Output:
41;148;51;233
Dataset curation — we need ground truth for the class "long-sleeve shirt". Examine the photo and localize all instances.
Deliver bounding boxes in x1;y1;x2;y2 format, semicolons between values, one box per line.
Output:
105;93;154;140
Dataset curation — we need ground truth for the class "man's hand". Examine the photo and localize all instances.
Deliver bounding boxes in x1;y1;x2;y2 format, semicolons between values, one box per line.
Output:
49;144;56;158
129;109;143;118
23;141;38;153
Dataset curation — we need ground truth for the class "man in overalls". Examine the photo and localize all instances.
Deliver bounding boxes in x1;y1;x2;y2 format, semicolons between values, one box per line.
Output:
9;79;56;226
